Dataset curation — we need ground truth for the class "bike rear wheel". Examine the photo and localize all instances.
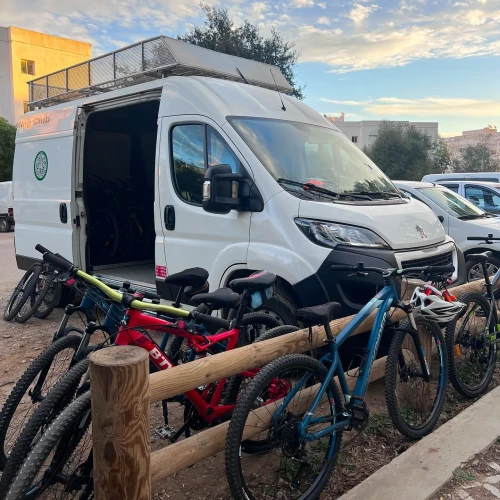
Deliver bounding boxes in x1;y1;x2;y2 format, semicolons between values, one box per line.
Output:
225;354;343;500
15;271;56;324
4;265;42;322
385;316;448;439
5;392;93;500
446;292;496;399
34;279;62;320
0;334;81;469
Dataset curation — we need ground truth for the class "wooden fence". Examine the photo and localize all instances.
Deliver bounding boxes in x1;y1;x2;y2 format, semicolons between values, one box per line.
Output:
89;278;487;499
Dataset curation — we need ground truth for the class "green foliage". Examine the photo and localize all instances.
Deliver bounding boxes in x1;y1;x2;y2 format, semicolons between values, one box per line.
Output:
430;136;452;173
454;142;500;173
0;117;16;182
363;121;442;181
179;4;304;99
452;468;475;482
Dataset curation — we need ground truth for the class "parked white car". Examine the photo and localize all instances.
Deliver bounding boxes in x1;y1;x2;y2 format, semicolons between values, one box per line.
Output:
424;180;500;216
395;181;500;280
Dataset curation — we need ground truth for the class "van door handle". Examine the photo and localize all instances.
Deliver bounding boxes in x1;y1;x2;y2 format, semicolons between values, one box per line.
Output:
59;203;68;224
164;205;175;231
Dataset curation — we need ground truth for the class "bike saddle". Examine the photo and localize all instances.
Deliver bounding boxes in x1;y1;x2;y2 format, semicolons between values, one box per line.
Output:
229;271;276;293
190;287;241;309
296;302;341;326
165;267;209;288
466;251;492;263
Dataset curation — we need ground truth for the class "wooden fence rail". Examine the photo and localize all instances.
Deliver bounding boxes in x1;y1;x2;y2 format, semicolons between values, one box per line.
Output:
90;278;486;497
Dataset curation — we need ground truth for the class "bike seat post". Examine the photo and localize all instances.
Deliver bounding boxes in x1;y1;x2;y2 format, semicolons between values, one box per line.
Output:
482;261;493;288
233;289;250;329
324;322;335;343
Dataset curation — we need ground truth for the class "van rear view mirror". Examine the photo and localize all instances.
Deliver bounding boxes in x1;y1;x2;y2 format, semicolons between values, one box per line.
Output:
202;164;264;215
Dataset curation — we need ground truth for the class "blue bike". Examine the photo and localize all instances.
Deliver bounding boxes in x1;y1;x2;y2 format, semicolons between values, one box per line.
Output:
225;263;450;500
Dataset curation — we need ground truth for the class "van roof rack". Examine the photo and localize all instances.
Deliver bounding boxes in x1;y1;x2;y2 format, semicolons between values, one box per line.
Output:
27;35;292;110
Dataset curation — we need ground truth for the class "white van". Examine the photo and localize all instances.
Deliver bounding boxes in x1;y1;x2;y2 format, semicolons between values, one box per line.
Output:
423;173;500;183
0;181;14;232
13;36;461;322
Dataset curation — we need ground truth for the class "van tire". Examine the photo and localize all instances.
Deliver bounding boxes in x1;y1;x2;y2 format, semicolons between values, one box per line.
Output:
257;282;299;326
0;219;10;233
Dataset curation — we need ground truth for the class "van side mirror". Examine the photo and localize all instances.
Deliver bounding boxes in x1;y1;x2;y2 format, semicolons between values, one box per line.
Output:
202;164;263;214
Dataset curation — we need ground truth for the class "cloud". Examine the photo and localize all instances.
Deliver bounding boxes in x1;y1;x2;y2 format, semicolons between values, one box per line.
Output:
321;96;500;117
317;1;327;7
463;9;487;24
290;0;315;7
348;3;379;24
316;16;331;24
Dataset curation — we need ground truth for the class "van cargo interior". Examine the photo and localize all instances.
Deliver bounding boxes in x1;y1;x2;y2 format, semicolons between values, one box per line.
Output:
83;100;159;285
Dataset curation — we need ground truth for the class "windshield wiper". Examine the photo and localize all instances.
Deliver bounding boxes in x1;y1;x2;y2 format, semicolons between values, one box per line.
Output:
277;179;339;200
349;191;402;200
458;213;490;220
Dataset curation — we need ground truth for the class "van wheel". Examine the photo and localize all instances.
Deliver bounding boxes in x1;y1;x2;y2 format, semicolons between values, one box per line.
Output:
257;283;298;325
466;255;500;282
0;220;10;233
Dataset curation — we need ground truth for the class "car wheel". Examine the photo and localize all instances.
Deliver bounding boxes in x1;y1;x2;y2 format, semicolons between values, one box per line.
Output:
466;254;500;282
0;220;9;233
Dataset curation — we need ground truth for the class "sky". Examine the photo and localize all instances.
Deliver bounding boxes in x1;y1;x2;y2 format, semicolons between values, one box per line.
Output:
2;0;500;136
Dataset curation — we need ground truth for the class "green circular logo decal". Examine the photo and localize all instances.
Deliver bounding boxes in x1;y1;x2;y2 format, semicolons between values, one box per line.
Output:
34;151;48;181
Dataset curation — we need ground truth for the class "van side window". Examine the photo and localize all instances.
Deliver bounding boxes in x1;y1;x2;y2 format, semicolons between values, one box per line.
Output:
441;184;459;193
172;124;241;205
172;125;205;204
207;128;240;172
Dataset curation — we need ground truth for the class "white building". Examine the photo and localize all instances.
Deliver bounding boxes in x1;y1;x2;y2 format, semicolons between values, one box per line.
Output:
324;114;438;150
443;126;499;161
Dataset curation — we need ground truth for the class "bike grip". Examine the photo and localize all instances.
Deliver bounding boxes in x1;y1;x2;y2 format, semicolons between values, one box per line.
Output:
331;265;355;271
42;252;74;272
35;244;50;254
142;290;162;301
426;265;455;274
193;312;231;330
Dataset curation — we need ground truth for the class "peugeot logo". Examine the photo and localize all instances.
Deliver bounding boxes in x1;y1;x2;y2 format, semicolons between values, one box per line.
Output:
416;224;427;239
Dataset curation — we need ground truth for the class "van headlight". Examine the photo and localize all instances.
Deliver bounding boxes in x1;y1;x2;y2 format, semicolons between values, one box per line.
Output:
295;218;390;249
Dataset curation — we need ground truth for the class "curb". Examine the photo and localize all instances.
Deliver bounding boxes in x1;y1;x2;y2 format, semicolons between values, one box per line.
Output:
338;384;500;500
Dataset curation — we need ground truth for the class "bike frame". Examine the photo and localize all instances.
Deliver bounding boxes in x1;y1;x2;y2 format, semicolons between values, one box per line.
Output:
276;281;431;444
114;309;255;425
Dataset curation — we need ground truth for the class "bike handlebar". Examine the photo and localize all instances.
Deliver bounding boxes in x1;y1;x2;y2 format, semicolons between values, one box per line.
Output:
467;234;500;242
41;251;74;273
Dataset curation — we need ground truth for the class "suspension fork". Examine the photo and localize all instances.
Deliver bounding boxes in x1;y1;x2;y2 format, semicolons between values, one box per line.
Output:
397;315;431;383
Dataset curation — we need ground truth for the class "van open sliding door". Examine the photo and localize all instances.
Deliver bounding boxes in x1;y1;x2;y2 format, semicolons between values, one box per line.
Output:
14;106;79;269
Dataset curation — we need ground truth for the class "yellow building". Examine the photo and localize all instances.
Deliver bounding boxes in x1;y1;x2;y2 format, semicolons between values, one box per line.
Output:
0;26;91;125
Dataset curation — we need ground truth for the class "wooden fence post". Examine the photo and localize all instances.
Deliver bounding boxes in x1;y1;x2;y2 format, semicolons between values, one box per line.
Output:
90;346;151;500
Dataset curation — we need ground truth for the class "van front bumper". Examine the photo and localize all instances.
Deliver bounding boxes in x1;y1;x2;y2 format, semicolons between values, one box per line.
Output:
294;240;463;317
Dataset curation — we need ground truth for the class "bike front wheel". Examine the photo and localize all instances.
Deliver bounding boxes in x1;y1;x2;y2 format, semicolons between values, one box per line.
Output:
385;315;448;440
225;354;343;500
5;392;93;500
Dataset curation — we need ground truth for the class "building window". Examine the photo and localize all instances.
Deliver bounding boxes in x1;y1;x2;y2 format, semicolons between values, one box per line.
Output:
21;59;35;75
351;136;358;143
23;102;29;114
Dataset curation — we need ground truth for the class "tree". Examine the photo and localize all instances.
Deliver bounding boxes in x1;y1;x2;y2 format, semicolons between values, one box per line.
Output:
453;143;500;173
179;5;304;99
430;136;452;173
363;121;440;181
0;117;16;182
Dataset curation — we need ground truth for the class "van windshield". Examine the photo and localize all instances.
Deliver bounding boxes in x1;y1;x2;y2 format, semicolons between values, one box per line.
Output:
229;117;398;198
419;186;487;219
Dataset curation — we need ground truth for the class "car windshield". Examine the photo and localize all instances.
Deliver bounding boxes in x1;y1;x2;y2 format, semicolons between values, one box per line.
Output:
228;117;398;197
419;187;486;218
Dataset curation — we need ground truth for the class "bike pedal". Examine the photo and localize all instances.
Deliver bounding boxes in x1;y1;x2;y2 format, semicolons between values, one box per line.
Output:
155;425;177;440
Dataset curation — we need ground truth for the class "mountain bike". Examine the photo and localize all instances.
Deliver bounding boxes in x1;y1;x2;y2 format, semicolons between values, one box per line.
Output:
2;247;283;498
3;264;42;322
446;234;500;399
225;263;451;500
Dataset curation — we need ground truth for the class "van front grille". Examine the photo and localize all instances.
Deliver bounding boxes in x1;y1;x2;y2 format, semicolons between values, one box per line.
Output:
401;251;453;270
